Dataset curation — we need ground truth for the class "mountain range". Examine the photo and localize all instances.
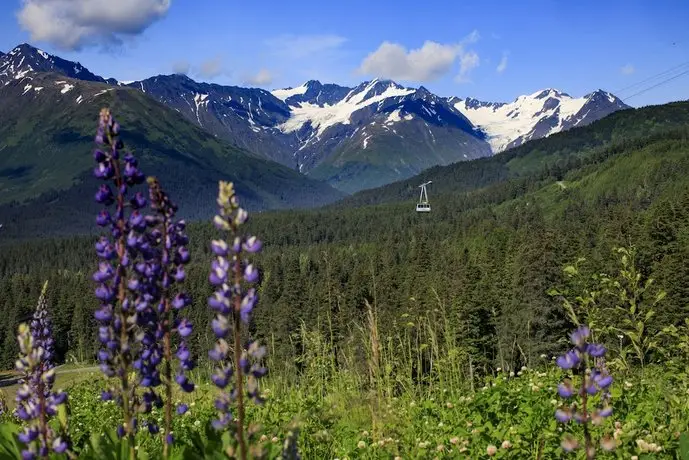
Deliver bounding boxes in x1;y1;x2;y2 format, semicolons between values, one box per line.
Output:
0;42;631;199
126;74;629;192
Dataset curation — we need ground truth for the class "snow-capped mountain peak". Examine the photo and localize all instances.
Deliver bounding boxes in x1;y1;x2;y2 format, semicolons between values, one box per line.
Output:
453;87;630;152
276;78;416;139
0;43;115;85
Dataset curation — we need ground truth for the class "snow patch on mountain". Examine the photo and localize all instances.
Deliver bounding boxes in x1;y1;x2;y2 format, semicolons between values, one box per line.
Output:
277;79;414;137
386;109;403;124
54;81;74;94
193;93;209;126
453;88;621;152
0;43;111;84
272;83;308;101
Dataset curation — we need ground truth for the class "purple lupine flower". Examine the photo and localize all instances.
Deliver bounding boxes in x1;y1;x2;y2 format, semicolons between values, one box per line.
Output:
207;181;268;460
13;282;71;458
145;176;195;455
555;408;572;423
554;325;616;458
93;112;195;459
92;108;152;452
556;350;580;369
557;380;574;398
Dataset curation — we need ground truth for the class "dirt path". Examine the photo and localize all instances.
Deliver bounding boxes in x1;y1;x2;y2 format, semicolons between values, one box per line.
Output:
0;365;99;388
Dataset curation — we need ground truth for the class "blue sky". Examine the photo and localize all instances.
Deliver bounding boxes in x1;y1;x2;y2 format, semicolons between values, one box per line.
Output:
1;0;687;107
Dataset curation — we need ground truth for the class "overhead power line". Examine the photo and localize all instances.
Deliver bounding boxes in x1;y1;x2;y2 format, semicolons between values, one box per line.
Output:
621;68;689;102
613;61;689;95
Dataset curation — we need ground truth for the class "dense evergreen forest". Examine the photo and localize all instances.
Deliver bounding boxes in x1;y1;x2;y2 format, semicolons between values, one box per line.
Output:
2;100;689;383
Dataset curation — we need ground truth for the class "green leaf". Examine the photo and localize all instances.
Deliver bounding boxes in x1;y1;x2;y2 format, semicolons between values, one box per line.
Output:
679;432;689;460
563;265;578;276
81;428;139;460
0;423;23;460
656;290;667;303
57;404;68;430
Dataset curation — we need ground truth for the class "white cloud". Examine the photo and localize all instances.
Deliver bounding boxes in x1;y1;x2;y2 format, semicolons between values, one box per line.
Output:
244;69;273;86
197;57;223;79
463;29;481;44
496;51;508;74
357;30;480;83
172;60;190;75
265;34;348;59
621;64;635;75
16;0;170;50
455;51;480;83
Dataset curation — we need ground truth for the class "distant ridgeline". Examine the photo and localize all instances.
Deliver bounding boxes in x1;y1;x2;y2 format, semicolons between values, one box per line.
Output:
0;100;688;374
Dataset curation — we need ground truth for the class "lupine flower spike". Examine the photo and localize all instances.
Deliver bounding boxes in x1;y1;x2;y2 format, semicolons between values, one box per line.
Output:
555;326;615;459
14;281;72;459
92;108;148;458
208;181;268;460
146;176;195;457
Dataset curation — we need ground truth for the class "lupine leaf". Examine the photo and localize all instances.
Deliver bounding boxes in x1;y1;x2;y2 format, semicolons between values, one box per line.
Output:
0;423;22;460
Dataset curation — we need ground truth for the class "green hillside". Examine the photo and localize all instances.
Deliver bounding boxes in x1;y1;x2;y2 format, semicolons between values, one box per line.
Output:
0;73;344;238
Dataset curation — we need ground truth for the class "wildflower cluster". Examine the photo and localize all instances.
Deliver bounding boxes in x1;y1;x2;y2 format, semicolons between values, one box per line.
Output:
555;326;615;458
91;109;194;456
92;107;150;445
7;109;279;458
208;181;267;459
14;282;71;459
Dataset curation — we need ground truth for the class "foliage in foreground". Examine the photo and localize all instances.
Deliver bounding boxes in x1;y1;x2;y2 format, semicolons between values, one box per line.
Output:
2;354;689;458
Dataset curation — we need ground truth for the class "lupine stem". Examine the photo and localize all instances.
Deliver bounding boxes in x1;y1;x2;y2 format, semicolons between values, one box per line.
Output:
233;256;248;460
161;212;173;460
37;379;47;459
163;329;172;459
580;367;593;459
110;130;137;460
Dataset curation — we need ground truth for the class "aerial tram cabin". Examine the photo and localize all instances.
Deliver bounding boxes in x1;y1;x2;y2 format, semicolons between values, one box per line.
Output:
416;181;432;212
